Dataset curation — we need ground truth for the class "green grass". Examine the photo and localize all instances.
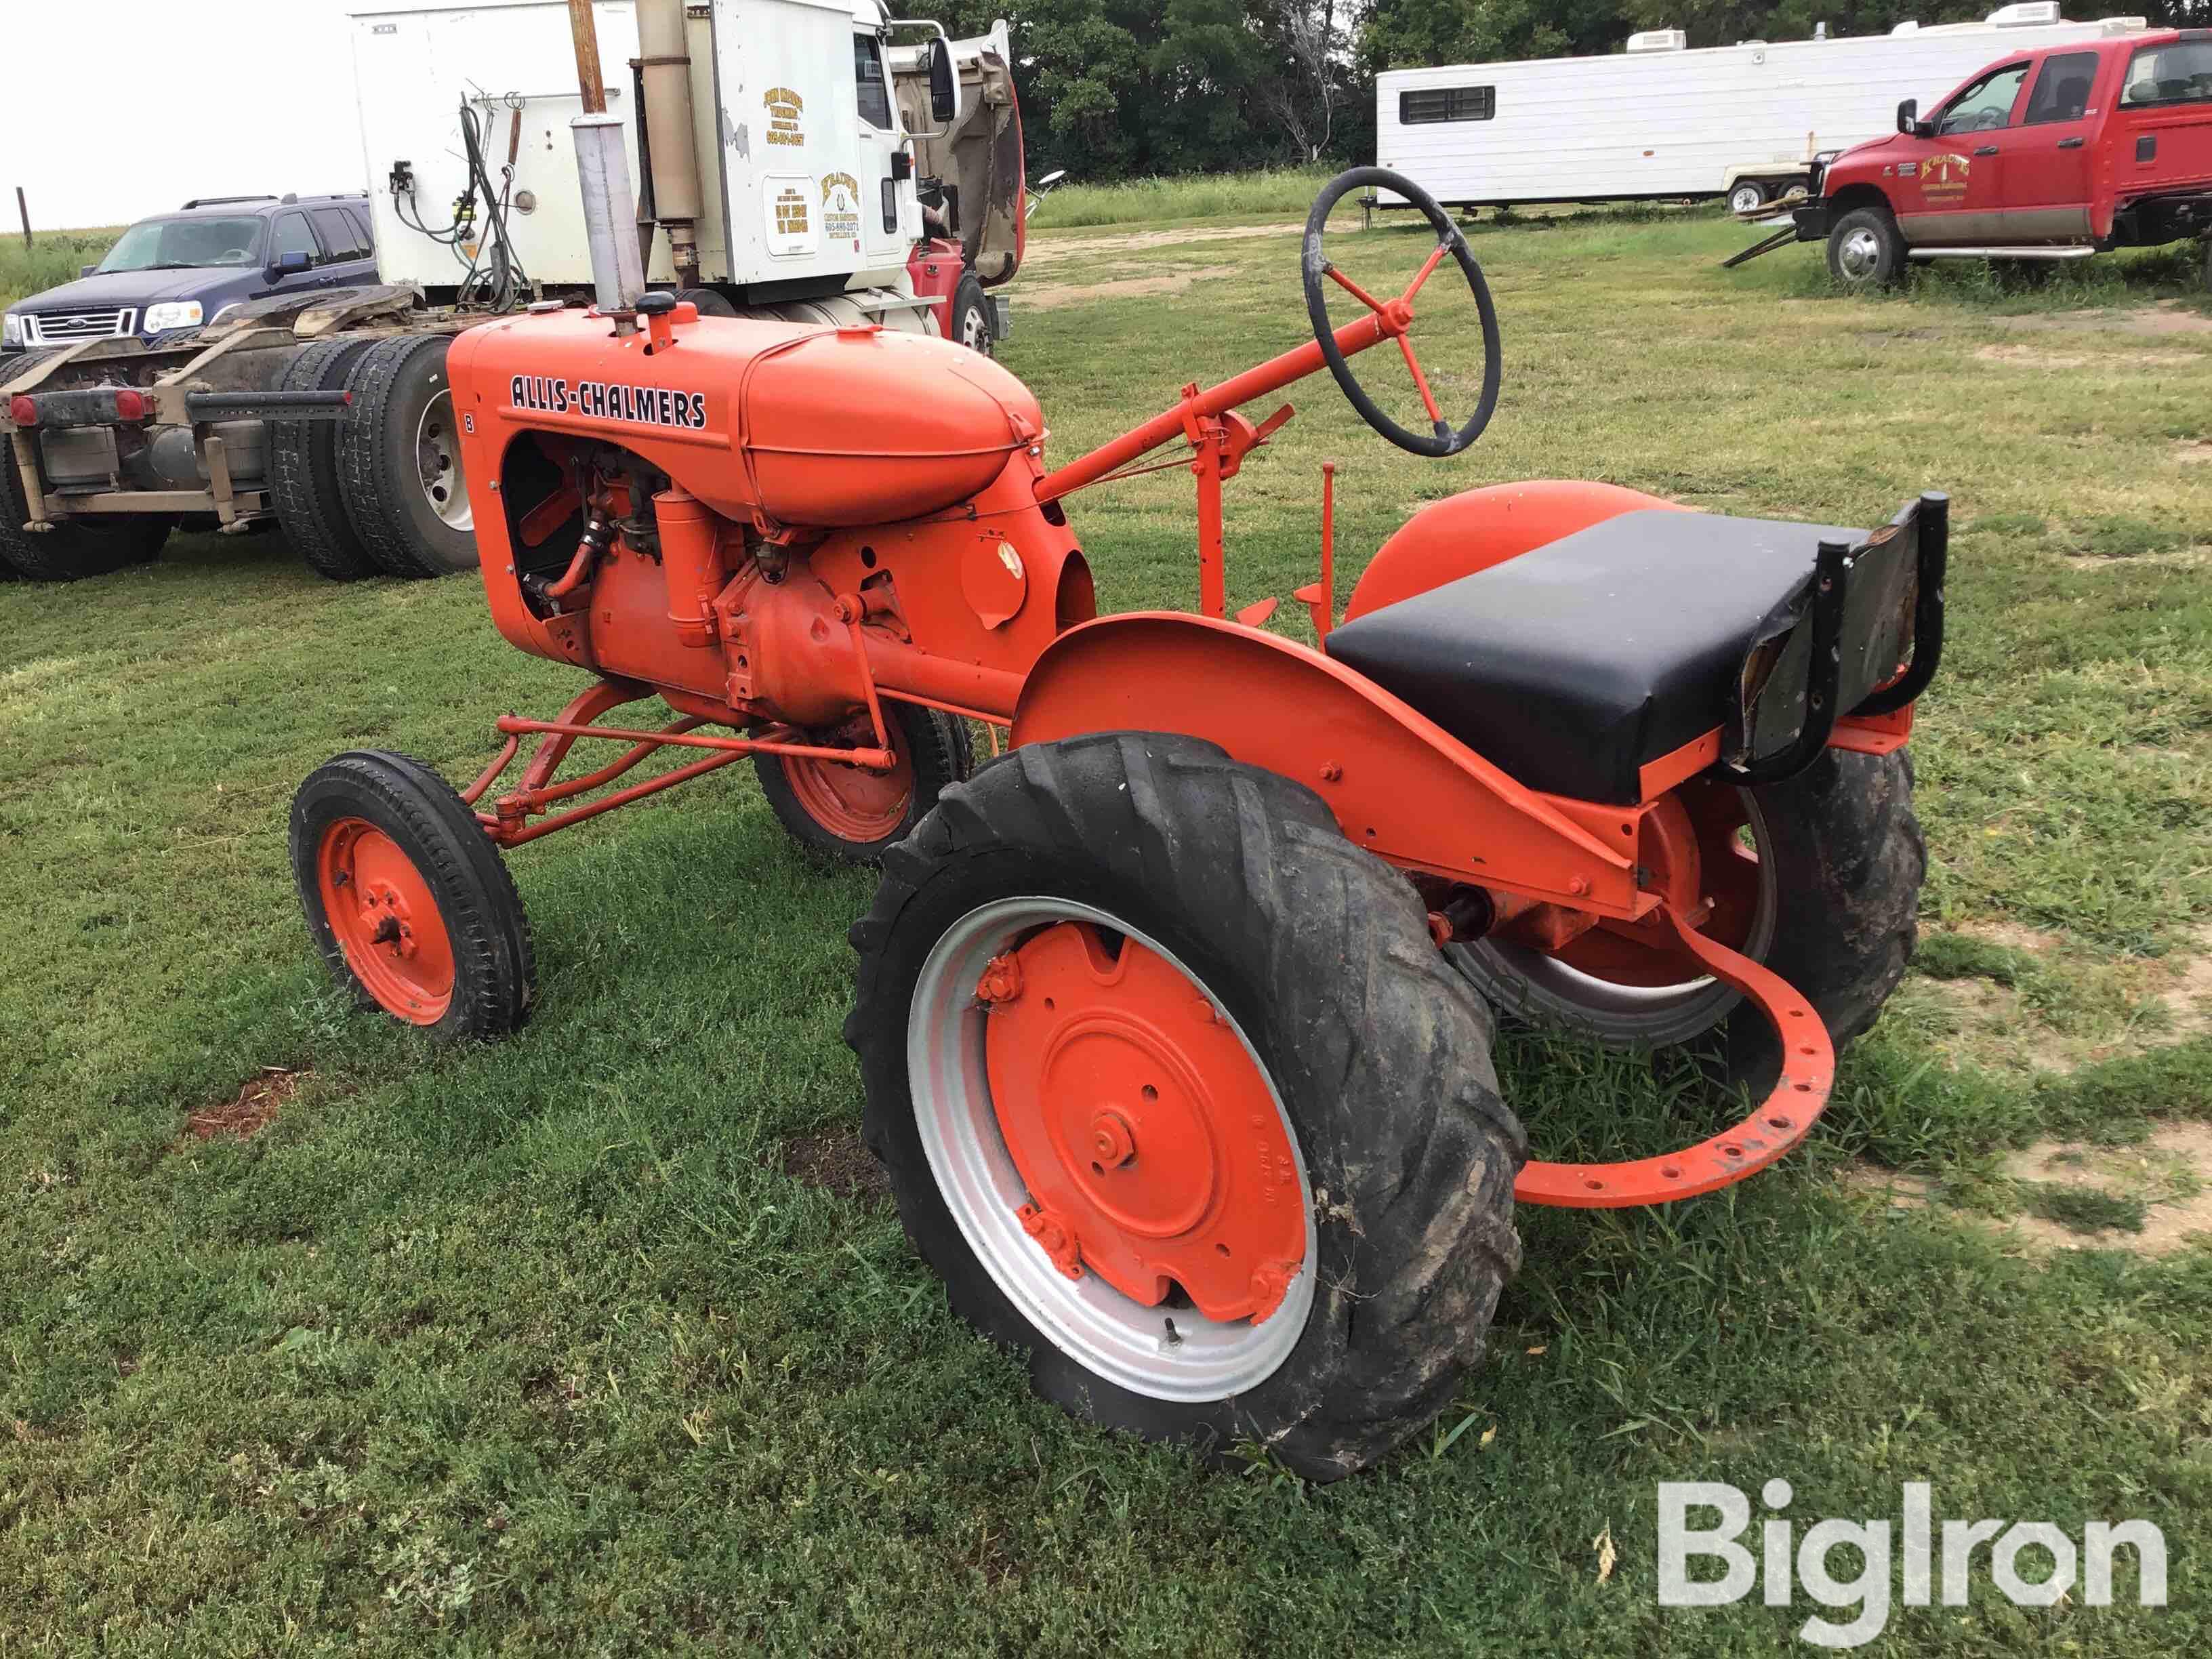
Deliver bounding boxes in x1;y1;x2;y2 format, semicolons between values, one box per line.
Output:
4;202;2211;1652
0;227;120;310
1028;165;1335;228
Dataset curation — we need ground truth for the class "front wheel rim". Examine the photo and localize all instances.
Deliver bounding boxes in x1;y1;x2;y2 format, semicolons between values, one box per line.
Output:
1838;227;1882;281
780;718;915;842
909;898;1317;1403
960;303;992;353
1732;185;1764;212
318;817;455;1023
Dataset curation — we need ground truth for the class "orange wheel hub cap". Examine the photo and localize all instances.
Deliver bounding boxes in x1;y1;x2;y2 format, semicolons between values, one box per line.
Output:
783;719;914;842
317;817;455;1025
981;921;1307;1323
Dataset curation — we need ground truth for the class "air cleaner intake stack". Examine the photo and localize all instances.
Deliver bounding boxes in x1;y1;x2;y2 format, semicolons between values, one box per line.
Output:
565;0;645;327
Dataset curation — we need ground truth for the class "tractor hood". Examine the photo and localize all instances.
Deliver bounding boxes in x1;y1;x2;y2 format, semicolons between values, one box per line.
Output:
450;308;1044;530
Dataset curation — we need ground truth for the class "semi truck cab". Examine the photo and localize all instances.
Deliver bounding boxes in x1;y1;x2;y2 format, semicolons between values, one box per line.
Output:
1793;26;2212;285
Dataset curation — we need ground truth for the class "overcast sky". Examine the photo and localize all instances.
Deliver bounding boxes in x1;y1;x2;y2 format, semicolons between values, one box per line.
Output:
5;1;379;230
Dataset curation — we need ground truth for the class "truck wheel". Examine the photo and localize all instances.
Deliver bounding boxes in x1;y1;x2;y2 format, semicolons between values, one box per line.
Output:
757;703;971;864
1447;749;1923;1092
1827;207;1906;290
270;336;381;581
1729;180;1769;215
290;750;533;1040
340;333;476;578
949;275;994;355
0;468;173;581
675;287;737;316
847;733;1525;1480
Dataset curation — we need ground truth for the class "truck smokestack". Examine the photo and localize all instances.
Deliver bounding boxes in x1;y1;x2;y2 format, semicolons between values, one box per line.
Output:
636;0;706;290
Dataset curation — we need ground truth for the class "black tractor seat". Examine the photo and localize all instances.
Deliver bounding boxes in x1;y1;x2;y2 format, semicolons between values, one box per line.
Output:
1324;506;1932;806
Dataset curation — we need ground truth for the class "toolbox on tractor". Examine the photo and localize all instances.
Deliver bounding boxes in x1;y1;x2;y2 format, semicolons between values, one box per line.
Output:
291;161;1944;1480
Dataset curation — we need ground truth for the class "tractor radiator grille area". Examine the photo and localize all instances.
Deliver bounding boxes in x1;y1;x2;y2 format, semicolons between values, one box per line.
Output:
24;309;138;345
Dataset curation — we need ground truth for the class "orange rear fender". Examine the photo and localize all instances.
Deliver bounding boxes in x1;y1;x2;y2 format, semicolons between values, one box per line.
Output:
1342;479;1685;622
1012;613;1647;915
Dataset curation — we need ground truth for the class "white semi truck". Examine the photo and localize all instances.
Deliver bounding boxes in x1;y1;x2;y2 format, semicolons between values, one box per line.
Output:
1;0;1025;584
1374;5;2148;216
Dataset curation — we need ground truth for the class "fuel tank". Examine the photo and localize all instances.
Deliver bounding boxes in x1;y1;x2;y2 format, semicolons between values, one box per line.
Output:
447;306;1042;529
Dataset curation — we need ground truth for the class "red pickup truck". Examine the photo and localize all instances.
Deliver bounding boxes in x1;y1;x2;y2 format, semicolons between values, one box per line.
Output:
1784;26;2212;288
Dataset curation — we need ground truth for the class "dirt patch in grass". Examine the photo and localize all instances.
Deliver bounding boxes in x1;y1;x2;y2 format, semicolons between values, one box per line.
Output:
1973;344;2089;369
1990;299;2212;338
2158;925;2212;1039
2001;1122;2212;1254
181;1068;298;1142
1021;222;1302;268
1023;268;1230;312
1956;918;2060;954
777;1122;891;1205
2175;439;2212;464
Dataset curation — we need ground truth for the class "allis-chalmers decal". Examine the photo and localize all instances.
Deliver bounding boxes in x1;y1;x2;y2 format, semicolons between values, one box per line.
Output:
1920;152;1971;200
510;374;710;431
764;87;805;146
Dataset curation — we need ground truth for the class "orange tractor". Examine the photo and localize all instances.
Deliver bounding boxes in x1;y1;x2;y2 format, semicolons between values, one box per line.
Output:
291;168;1942;1479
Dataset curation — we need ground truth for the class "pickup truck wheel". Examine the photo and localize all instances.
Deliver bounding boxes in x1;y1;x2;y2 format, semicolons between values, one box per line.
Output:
271;336;382;581
1729;180;1769;215
340;333;476;579
1827;207;1906;290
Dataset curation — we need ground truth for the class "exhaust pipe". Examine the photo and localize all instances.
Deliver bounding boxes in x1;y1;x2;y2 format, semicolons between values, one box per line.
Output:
636;0;705;291
564;1;644;325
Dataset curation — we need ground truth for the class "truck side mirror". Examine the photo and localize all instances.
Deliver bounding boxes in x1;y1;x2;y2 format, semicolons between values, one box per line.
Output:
928;37;957;125
1896;98;1917;134
268;249;313;282
80;263;100;279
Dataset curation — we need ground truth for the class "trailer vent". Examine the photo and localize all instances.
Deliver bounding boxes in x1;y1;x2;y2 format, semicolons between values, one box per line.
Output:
1397;86;1504;125
1626;29;1689;54
1988;3;2062;26
22;309;137;346
1399;85;1496;125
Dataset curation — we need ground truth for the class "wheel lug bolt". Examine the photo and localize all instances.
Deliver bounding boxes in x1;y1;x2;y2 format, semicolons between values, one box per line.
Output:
1089;1110;1136;1170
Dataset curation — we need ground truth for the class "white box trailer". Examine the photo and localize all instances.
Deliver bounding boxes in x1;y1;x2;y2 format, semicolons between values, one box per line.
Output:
1375;5;2151;214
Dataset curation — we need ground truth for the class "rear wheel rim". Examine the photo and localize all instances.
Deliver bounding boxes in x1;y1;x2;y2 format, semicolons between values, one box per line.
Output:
317;817;455;1023
415;388;472;531
960;302;992;354
1731;184;1765;213
781;719;915;842
909;897;1316;1402
1460;786;1778;1047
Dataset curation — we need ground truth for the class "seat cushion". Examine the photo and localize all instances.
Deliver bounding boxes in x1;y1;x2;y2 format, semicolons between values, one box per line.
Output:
1324;508;1865;804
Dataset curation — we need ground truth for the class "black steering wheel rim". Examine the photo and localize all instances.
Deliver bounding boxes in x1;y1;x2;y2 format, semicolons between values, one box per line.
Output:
1301;166;1502;459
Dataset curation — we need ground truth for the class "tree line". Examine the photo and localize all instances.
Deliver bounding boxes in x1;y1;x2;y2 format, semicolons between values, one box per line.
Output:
909;1;2211;180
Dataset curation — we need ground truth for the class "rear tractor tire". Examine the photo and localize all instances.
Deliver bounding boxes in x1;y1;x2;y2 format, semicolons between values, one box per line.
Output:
847;732;1525;1480
756;702;972;864
340;333;478;578
291;750;534;1040
1446;747;1924;1093
270;335;382;581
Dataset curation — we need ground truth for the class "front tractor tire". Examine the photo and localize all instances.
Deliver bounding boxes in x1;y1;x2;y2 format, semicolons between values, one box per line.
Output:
291;751;534;1040
756;702;972;864
847;733;1525;1480
1826;205;1907;291
340;333;478;578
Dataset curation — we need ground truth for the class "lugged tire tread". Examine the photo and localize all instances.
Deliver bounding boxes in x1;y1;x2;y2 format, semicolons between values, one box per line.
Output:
847;730;1525;1480
270;337;381;581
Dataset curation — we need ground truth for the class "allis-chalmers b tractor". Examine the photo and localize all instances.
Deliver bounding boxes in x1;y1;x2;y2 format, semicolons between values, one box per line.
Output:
291;167;1943;1479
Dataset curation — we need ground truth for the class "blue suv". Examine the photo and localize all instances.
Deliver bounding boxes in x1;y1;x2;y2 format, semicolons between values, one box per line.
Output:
3;194;377;353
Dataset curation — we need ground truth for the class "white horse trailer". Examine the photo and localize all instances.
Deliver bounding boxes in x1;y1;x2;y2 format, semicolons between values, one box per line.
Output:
1374;5;2151;214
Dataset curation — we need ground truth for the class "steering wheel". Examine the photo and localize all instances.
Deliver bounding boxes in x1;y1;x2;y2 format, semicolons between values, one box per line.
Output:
1302;167;1501;458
